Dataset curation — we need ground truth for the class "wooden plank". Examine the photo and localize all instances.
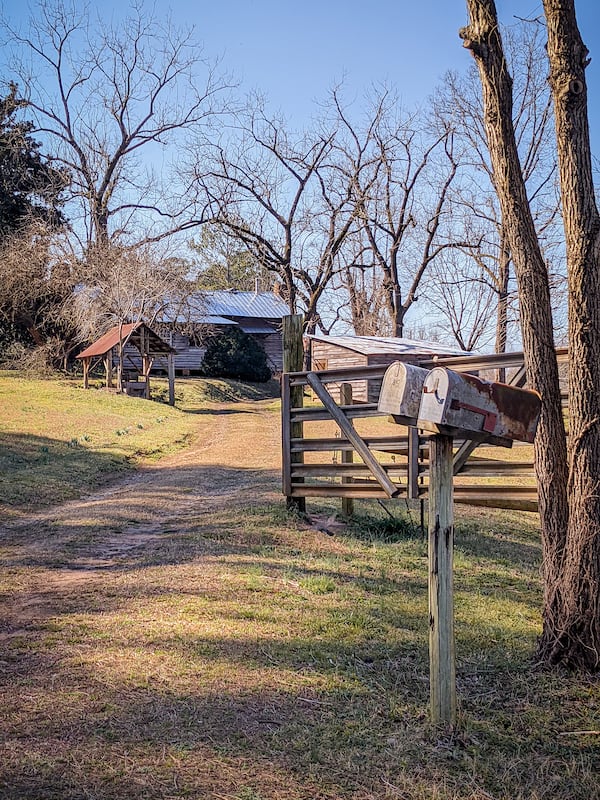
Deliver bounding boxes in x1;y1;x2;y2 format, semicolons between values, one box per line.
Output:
291;435;411;453
281;372;292;497
428;434;456;727
290;463;408;478
288;484;406;499
288;365;389;386
290;404;383;422
305;372;400;499
457;461;534;475
408;426;420;500
454;496;538;512
283;315;306;513
340;382;354;517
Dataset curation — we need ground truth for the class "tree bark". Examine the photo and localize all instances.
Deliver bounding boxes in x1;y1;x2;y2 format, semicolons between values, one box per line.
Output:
538;0;600;669
460;1;570;620
495;234;510;382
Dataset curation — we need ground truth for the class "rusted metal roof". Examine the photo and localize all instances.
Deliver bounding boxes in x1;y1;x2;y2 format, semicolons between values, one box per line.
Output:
77;322;174;359
308;334;466;357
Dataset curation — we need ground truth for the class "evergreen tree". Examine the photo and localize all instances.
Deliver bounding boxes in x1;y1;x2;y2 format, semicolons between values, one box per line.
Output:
0;84;67;238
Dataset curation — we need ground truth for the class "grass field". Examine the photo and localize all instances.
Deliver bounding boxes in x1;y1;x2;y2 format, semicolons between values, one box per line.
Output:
0;372;277;514
0;372;598;800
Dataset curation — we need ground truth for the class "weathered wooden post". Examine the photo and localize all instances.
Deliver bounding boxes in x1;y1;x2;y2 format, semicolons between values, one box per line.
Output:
380;360;542;728
427;433;456;725
82;357;90;389
283;314;305;514
167;351;175;406
104;347;114;388
340;382;354;517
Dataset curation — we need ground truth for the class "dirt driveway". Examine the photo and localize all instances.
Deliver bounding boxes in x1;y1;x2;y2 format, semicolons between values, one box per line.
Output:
0;399;283;628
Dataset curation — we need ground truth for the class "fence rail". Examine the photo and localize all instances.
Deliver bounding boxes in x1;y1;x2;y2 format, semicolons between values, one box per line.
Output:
282;353;545;513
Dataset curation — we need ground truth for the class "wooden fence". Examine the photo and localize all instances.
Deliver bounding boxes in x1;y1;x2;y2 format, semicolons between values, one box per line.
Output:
281;348;569;513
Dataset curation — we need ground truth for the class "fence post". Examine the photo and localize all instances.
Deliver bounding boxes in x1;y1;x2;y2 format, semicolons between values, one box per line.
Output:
168;352;175;406
428;433;456;727
283;314;305;514
407;426;420;499
340;382;354;517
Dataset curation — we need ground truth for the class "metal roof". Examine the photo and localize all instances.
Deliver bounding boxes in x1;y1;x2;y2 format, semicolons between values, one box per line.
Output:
77;322;174;359
202;290;290;319
308;334;467;357
158;290;289;324
239;321;278;335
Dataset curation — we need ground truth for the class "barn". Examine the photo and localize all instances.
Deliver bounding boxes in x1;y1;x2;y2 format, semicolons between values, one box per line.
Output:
154;290;291;375
308;334;466;402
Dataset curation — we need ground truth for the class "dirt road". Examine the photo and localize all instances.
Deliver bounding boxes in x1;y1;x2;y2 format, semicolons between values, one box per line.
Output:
0;399;283;626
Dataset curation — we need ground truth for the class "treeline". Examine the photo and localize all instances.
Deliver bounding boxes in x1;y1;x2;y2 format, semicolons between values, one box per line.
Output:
1;1;563;368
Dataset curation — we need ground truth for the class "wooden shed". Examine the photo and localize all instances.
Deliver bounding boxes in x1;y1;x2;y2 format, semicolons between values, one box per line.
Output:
154;290;291;375
308;334;466;402
76;322;176;404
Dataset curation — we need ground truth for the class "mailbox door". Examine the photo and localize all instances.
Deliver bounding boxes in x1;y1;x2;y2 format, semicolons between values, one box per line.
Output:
418;368;452;428
378;362;430;423
419;367;540;443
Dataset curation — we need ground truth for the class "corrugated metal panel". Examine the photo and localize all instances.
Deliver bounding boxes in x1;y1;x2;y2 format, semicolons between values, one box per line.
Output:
308;334;466;357
159;291;289;323
77;323;140;358
77;323;174;359
239;321;277;334
203;290;290;319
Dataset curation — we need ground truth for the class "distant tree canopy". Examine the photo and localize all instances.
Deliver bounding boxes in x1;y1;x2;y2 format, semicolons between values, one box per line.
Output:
190;229;271;292
0;85;68;239
202;326;271;382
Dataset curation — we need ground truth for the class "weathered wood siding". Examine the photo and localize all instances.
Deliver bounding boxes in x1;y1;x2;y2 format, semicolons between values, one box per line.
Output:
118;325;281;376
262;332;284;372
310;340;369;402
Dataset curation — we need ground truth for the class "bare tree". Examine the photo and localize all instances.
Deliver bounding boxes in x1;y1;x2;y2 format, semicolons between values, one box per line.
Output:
0;220;77;364
191;95;361;338
336;88;463;337
423;248;498;351
462;0;600;670
3;0;232;250
71;242;190;389
435;21;562;362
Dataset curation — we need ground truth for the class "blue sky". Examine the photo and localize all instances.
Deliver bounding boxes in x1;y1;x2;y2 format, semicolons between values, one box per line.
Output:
3;0;600;154
139;0;600;152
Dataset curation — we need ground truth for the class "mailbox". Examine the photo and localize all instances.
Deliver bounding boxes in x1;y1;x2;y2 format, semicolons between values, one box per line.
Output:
378;362;430;425
417;367;541;443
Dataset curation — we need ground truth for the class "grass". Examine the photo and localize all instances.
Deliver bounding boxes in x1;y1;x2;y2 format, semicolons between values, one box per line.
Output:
0;372;278;514
0;371;598;799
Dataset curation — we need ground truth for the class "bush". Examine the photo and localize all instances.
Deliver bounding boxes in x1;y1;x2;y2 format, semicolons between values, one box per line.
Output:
202;327;272;382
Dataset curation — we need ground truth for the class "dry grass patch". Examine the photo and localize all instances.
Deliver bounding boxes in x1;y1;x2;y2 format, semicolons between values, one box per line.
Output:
0;382;598;799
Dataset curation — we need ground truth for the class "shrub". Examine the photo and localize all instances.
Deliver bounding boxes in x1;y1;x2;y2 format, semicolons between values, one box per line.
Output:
202;327;271;382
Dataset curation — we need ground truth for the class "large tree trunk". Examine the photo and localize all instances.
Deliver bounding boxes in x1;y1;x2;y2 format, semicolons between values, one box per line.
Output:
537;0;600;670
460;1;570;621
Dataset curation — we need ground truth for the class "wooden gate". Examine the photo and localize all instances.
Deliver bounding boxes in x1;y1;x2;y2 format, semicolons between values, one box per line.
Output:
281;348;568;513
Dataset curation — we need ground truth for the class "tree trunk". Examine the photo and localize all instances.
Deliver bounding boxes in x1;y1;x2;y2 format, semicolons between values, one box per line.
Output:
538;0;600;670
461;0;570;623
495;234;510;382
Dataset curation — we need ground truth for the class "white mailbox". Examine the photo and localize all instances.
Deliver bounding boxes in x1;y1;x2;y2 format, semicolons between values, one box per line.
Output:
378;362;430;426
418;367;541;443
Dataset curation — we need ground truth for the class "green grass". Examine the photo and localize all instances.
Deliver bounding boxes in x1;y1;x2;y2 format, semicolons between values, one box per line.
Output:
1;498;598;799
0;372;278;512
0;372;598;799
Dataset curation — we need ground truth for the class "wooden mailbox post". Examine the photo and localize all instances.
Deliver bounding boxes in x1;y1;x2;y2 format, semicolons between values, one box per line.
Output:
379;362;541;726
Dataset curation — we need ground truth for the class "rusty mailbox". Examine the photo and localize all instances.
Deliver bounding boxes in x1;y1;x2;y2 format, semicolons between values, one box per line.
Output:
417;367;541;443
378;361;431;426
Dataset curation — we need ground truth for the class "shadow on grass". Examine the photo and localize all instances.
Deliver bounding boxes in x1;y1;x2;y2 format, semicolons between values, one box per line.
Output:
1;623;598;800
0;432;130;510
